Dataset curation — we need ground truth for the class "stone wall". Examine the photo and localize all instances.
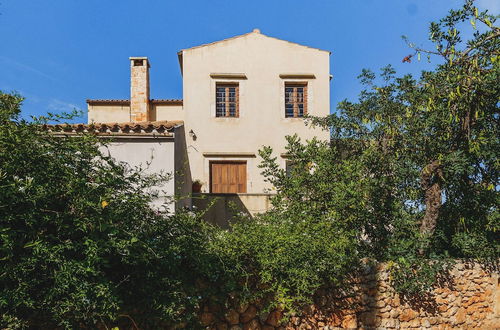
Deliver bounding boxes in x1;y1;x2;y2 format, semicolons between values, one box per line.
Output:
199;261;499;329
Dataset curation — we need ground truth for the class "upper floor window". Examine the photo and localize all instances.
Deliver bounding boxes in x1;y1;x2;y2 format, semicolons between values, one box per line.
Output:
216;83;239;117
285;160;295;177
285;83;307;118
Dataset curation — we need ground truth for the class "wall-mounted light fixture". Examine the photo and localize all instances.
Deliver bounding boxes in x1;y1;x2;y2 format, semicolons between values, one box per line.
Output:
189;129;197;140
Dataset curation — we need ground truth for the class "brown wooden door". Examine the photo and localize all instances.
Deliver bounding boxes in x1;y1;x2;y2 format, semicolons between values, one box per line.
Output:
210;162;247;193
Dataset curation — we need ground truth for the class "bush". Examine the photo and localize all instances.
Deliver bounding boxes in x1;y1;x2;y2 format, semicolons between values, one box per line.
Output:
213;210;359;314
0;92;223;328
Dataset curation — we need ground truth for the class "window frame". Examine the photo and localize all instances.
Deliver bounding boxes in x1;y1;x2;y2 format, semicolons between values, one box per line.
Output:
285;160;295;177
284;82;308;118
215;82;239;118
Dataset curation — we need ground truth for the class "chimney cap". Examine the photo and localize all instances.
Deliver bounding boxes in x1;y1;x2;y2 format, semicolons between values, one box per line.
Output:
129;57;150;68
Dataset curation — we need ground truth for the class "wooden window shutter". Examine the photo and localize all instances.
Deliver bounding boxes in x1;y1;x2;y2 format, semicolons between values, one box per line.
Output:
236;85;239;117
216;83;239;117
210;162;247;193
285;82;308;118
293;88;298;118
303;84;308;116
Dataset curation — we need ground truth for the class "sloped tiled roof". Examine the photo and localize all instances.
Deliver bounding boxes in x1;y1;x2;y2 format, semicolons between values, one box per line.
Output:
86;99;183;105
45;120;183;135
86;99;129;105
151;99;183;105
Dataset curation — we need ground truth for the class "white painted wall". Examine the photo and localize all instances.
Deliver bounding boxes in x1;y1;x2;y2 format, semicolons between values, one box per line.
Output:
100;137;176;212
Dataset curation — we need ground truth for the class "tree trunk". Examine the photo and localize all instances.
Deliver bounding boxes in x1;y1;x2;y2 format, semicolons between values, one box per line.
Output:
420;160;443;237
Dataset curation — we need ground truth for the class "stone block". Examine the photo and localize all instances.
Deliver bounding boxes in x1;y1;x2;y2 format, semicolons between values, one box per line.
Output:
266;310;282;326
201;312;215;326
217;322;229;330
242;319;261;330
341;314;357;329
225;309;240;325
241;305;258;323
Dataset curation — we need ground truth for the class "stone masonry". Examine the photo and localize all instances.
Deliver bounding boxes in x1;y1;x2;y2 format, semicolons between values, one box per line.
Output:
129;57;150;122
199;261;499;329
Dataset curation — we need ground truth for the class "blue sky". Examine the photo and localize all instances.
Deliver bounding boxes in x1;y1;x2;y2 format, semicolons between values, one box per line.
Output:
0;0;498;122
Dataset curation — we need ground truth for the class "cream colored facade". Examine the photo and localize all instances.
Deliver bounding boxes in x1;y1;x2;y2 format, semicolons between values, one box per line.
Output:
88;101;183;123
87;29;331;219
180;29;330;195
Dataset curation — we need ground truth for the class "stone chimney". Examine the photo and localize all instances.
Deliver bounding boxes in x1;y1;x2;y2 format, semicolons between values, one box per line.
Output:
129;57;150;122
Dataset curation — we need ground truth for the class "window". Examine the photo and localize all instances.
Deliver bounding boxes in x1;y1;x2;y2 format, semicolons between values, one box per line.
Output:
210;161;246;193
285;160;295;177
216;83;239;117
285;83;307;118
133;59;143;66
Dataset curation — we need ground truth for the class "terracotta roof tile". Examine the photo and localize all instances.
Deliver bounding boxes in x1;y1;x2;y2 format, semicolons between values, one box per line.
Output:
86;99;183;105
86;99;130;105
150;99;183;105
45;120;184;134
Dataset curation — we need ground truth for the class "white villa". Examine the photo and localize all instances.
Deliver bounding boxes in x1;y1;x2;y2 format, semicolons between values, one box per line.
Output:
80;29;330;225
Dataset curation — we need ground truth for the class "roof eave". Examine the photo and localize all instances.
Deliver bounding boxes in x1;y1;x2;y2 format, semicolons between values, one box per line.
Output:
178;30;331;55
177;51;183;76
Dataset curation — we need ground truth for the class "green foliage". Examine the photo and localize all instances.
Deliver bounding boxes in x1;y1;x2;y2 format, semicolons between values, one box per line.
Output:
0;1;498;327
260;1;499;295
213;207;358;314
0;92;223;328
388;257;449;297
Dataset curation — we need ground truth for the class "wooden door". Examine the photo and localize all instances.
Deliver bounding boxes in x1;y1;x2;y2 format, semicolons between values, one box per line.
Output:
210;162;247;193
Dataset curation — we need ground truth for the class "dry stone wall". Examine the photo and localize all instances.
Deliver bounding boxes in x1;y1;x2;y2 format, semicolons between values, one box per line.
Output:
200;261;499;329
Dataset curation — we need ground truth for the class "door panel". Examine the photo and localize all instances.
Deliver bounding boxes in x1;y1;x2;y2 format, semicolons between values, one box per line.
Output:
211;162;247;193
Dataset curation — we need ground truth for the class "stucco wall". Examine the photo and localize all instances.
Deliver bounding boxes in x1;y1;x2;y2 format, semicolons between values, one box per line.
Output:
88;104;131;123
198;261;500;329
181;31;331;194
173;126;192;210
153;104;184;121
100;137;176;212
192;193;272;228
87;31;331;215
88;103;184;123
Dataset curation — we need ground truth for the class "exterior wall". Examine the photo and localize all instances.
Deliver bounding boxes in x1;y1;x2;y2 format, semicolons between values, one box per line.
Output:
100;136;176;213
88;104;130;123
181;31;330;212
86;31;331;216
192;193;272;228
173;125;192;209
88;103;184;123
152;104;184;121
198;261;500;329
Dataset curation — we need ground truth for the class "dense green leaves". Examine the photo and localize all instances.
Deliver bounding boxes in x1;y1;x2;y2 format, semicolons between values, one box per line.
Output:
0;1;498;328
0;93;225;328
260;0;499;295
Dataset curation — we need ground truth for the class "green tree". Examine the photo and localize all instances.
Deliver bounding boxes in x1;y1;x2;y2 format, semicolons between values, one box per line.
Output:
260;0;499;294
0;92;223;328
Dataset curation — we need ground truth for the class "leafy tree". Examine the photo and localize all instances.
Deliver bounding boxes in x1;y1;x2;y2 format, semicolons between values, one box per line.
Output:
0;92;223;328
1;1;498;327
260;0;499;294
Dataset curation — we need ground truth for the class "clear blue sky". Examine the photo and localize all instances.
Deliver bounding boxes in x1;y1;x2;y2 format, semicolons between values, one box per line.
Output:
0;0;498;122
